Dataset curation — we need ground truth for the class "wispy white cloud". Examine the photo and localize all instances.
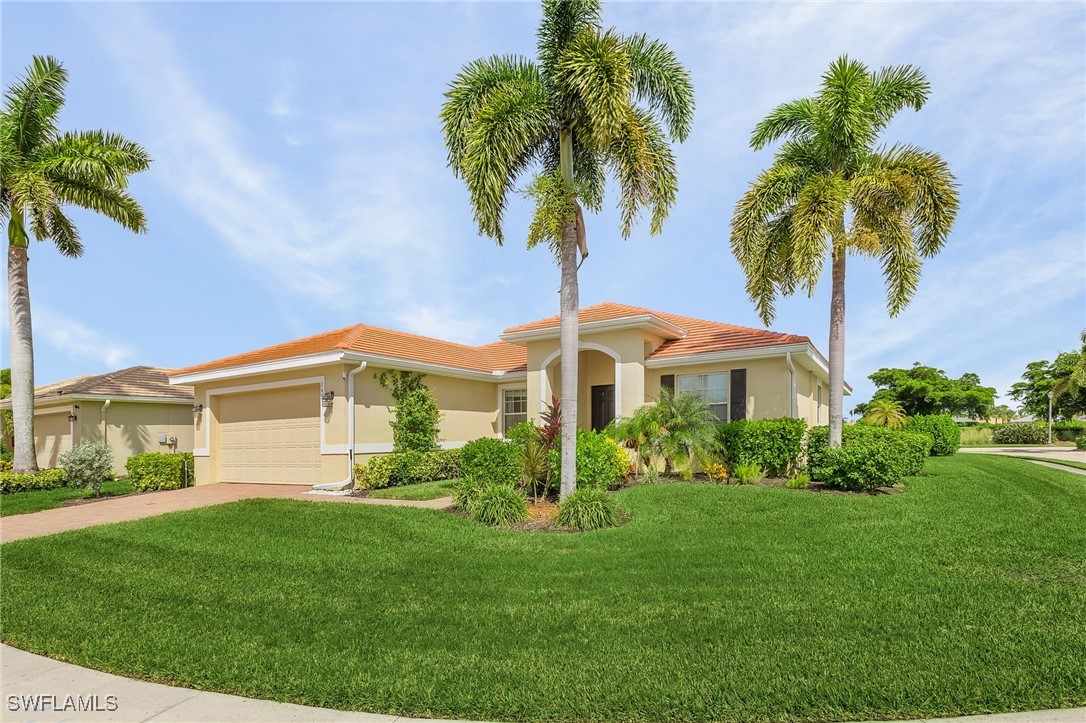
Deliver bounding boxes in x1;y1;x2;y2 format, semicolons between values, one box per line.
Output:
34;307;137;371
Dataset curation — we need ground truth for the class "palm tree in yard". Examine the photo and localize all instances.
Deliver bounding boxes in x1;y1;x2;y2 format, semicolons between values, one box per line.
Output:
1;56;150;472
441;0;693;498
731;56;958;448
862;398;907;429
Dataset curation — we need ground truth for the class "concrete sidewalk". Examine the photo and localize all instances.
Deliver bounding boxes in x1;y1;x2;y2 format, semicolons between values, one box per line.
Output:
3;645;1083;723
1;484;452;544
960;446;1086;464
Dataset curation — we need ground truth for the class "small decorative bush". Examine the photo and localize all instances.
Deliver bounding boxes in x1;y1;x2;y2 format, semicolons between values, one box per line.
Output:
905;414;960;456
377;370;442;453
733;462;766;485
716;418;807;477
452;477;483;512
505;421;541;449
551;429;629;490
0;458;11;472
1076;435;1086;451
460;437;520;485
991;423;1048;445
807;425;930;492
785;473;810;489
0;468;68;493
125;452;194;492
470;482;529;526
555;487;617;531
704;462;728;483
59;442;113;496
360;448;461;489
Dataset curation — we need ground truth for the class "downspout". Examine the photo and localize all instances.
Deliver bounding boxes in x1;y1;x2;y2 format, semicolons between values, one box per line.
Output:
313;361;367;492
785;352;798;419
101;399;111;445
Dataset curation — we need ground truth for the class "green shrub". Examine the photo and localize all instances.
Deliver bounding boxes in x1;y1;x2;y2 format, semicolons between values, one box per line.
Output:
1053;420;1086;441
125;452;195;492
470;482;529;526
905;414;960;456
959;426;993;446
505;421;540;449
359;448;460;489
716;418;807;477
460;438;520;485
452;477;484;512
0;468;67;494
551;429;630;490
0;458;11;472
58;442;113;496
991;423;1048;445
807;425;929;492
733;462;766;485
377;371;442;453
784;473;810;490
1076;435;1086;451
555;487;617;531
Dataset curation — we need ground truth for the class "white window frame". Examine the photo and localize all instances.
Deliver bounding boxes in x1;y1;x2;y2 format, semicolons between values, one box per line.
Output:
501;387;528;436
676;372;729;423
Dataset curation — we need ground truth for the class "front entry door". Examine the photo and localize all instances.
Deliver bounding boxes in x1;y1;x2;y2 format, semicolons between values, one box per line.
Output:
591;384;616;431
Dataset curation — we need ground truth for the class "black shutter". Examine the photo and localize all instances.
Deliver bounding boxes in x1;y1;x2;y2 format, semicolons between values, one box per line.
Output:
730;369;746;421
660;374;675;393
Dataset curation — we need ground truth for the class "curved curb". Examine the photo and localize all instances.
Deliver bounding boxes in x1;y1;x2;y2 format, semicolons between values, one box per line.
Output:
3;645;1082;723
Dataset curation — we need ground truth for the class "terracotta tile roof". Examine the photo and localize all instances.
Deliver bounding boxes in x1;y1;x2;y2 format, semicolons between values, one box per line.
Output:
33;367;193;402
173;324;529;377
504;302;810;358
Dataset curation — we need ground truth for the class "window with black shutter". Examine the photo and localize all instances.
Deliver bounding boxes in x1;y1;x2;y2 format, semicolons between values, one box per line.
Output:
730;369;746;421
660;374;675;392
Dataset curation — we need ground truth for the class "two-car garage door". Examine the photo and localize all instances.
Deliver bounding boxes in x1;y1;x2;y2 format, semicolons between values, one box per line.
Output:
217;385;321;484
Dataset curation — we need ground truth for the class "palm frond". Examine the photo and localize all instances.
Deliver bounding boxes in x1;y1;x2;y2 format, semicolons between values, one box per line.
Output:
541;135;606;212
624;33;694;142
537;0;603;81
816;55;875;165
750;98;817;150
605;106;676;238
46;206;82;257
50;177;148;234
789;171;845;293
37;130;152;188
870;64;930;131
870;144;958;257
3;55;67;156
523;170;576;256
555;28;632;146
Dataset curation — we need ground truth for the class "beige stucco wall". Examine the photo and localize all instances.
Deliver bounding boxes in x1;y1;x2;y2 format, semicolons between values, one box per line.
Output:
645;357;793;422
33;404;73;470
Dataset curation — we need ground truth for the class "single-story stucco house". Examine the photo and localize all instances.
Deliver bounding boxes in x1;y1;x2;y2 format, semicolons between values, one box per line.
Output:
1;366;195;473
169;302;842;488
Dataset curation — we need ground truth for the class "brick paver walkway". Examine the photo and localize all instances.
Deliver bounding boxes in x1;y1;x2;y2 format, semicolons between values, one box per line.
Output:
0;485;452;544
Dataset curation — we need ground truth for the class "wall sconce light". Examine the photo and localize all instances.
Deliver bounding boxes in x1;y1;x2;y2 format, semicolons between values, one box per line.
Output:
67;412;77;423
192;403;204;419
321;390;335;408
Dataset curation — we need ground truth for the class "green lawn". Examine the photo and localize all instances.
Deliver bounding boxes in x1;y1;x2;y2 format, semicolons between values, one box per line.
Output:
0;480;135;517
367;478;456;500
1011;456;1086;472
2;455;1084;722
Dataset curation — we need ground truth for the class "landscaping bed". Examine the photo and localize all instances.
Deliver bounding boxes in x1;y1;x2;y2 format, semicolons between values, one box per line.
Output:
2;455;1083;722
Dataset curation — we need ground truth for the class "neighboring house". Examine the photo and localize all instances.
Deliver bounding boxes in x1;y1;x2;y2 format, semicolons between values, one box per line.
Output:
0;366;195;473
169;302;842;487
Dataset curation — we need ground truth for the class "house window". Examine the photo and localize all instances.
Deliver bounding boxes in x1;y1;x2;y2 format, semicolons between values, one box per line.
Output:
503;389;527;435
677;372;729;422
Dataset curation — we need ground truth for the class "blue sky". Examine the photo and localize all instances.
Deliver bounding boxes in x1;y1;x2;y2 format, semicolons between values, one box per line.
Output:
3;1;1084;408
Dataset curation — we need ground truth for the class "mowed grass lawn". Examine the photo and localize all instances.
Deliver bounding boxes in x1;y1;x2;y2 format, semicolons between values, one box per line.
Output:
0;480;134;517
2;455;1084;723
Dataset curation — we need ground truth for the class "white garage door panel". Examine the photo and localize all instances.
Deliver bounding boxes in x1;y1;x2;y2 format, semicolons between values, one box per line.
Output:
218;386;321;484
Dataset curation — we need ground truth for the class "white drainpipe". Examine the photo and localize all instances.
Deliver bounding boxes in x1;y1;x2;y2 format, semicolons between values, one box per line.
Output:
313;361;367;491
785;352;798;419
101;399;111;445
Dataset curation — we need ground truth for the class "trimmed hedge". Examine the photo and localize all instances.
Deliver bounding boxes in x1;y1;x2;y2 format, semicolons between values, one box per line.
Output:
905;414;960;456
1053;420;1086;442
125;452;195;492
716;418;807;476
551;429;632;491
460;438;520;485
0;468;67;494
991;423;1048;445
356;448;460;490
808;425;931;492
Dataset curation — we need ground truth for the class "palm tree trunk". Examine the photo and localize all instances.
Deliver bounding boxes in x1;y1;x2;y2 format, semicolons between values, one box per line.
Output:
558;128;578;500
8;243;38;473
828;249;846;448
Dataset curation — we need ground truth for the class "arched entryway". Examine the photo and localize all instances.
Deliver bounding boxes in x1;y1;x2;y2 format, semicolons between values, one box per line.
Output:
541;343;621;431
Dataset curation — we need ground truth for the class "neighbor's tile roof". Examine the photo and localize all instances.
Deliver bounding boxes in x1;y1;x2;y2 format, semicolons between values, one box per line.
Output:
33;367;193;402
173;303;810;378
173;325;529;377
504;302;810;359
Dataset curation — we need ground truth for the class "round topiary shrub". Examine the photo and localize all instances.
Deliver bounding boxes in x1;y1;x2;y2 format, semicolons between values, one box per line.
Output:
471;482;529;526
460;437;520;484
555;487;618;531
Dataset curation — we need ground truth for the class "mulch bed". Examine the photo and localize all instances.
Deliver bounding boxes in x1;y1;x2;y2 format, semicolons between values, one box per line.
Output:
641;474;902;496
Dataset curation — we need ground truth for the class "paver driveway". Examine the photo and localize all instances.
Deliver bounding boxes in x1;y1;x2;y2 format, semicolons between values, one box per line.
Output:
0;485;452;543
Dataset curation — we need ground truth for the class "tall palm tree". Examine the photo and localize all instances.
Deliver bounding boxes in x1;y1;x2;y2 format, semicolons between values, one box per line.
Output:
441;0;693;498
1;56;150;472
730;56;958;447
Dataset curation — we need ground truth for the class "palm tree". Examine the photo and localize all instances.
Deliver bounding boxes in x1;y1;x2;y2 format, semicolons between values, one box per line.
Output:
1;56;150;472
651;388;718;481
862;398;907;429
730;56;958;448
610;403;664;474
440;0;693;499
1050;331;1086;402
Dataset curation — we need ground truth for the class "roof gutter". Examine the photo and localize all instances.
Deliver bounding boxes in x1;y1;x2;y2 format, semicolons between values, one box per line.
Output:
311;361;367;493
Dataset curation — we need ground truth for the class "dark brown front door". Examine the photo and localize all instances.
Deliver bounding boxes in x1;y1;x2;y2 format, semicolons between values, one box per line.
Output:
591;384;615;431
